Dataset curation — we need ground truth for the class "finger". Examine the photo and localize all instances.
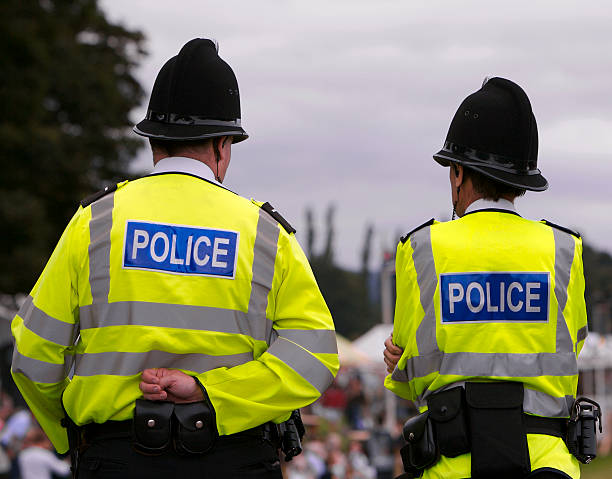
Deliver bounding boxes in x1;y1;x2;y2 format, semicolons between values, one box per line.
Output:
383;348;392;360
384;356;398;369
141;369;160;384
385;339;403;355
383;348;400;362
139;382;163;394
384;359;394;374
141;389;167;401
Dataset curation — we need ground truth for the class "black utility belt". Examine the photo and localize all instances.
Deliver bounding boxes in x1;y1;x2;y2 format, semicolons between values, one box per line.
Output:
83;419;267;443
79;401;306;461
82;399;219;456
400;383;603;479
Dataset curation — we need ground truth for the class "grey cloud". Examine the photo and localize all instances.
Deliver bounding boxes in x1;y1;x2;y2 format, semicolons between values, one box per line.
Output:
103;0;612;268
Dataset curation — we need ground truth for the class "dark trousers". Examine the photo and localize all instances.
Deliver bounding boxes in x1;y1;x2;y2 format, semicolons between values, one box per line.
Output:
458;468;573;479
77;434;283;479
525;469;573;479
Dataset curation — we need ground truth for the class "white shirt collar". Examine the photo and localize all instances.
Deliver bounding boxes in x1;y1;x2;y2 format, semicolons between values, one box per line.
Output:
464;198;517;215
151;157;223;186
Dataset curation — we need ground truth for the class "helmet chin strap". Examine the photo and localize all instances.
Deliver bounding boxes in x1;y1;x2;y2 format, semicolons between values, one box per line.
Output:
452;165;461;220
452;186;461;220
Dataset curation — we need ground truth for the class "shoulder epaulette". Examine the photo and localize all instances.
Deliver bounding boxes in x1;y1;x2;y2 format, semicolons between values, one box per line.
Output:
541;220;580;238
80;184;118;207
400;218;435;244
260;202;296;234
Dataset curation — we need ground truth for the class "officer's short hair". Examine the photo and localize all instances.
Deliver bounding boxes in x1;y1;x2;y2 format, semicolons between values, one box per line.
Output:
464;167;526;201
149;138;213;157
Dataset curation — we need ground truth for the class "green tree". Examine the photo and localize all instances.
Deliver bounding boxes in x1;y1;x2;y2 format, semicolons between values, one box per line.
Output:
583;243;612;331
0;0;146;294
305;208;315;259
323;204;335;264
307;207;378;338
361;223;373;277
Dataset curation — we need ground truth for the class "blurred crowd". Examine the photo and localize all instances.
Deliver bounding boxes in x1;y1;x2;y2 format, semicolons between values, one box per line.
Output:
284;367;415;479
1;366;408;479
0;392;70;479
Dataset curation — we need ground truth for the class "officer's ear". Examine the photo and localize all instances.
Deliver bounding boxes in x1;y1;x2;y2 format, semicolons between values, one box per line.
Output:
452;163;464;188
213;136;232;164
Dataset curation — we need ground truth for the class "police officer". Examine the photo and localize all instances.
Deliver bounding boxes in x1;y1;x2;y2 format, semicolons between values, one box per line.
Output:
383;77;588;478
11;38;339;478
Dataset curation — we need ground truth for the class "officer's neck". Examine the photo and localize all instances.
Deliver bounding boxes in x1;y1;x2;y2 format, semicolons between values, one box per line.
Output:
456;183;515;217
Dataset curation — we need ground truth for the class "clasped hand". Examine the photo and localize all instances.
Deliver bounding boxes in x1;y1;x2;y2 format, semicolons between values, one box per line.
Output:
383;334;403;374
139;368;204;403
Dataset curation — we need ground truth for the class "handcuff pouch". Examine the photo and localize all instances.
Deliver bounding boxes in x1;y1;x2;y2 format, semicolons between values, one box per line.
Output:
400;411;439;474
132;399;174;455
173;402;217;455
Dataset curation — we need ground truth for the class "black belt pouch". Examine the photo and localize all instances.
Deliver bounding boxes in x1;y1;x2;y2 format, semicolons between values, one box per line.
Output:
465;382;530;479
173;402;216;455
400;411;439;475
132;399;174;455
427;386;470;457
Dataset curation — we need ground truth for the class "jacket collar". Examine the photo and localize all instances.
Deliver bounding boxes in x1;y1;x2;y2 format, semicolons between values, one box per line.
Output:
151;156;222;186
463;198;519;216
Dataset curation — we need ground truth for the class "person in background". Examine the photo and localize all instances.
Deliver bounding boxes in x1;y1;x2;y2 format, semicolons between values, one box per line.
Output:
18;425;70;479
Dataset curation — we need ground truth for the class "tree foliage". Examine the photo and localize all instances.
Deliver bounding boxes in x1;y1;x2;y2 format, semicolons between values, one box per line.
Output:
583;243;612;326
307;207;379;338
0;0;146;293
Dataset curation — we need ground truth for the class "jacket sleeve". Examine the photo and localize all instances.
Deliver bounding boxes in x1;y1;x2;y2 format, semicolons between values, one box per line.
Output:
195;227;339;436
566;236;588;356
384;239;423;401
10;208;84;453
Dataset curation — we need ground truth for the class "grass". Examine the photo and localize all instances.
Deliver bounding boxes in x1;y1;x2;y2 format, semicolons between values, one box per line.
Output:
581;454;612;479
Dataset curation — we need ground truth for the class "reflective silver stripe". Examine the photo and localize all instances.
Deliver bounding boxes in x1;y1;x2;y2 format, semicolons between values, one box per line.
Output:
553;229;575;353
524;389;574;418
576;326;588;343
277;329;337;354
392;351;443;381
266;337;334;394
17;296;76;347
418;381;573;417
88;193;115;302
248;209;279;345
391;226;439;383
74;350;253;377
79;301;273;342
410;227;440;357
11;350;69;384
394;350;578;381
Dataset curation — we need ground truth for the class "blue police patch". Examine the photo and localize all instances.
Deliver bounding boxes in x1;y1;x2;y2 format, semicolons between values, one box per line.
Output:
123;221;239;278
440;272;549;323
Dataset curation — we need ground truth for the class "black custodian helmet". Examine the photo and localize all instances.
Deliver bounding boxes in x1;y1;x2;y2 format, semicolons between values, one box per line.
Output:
134;38;248;143
433;77;547;191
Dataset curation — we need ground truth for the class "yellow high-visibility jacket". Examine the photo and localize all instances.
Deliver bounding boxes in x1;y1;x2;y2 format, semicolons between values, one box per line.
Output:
12;166;339;453
385;209;587;478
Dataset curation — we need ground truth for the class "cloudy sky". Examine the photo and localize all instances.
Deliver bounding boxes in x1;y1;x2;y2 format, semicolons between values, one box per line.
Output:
101;0;612;270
